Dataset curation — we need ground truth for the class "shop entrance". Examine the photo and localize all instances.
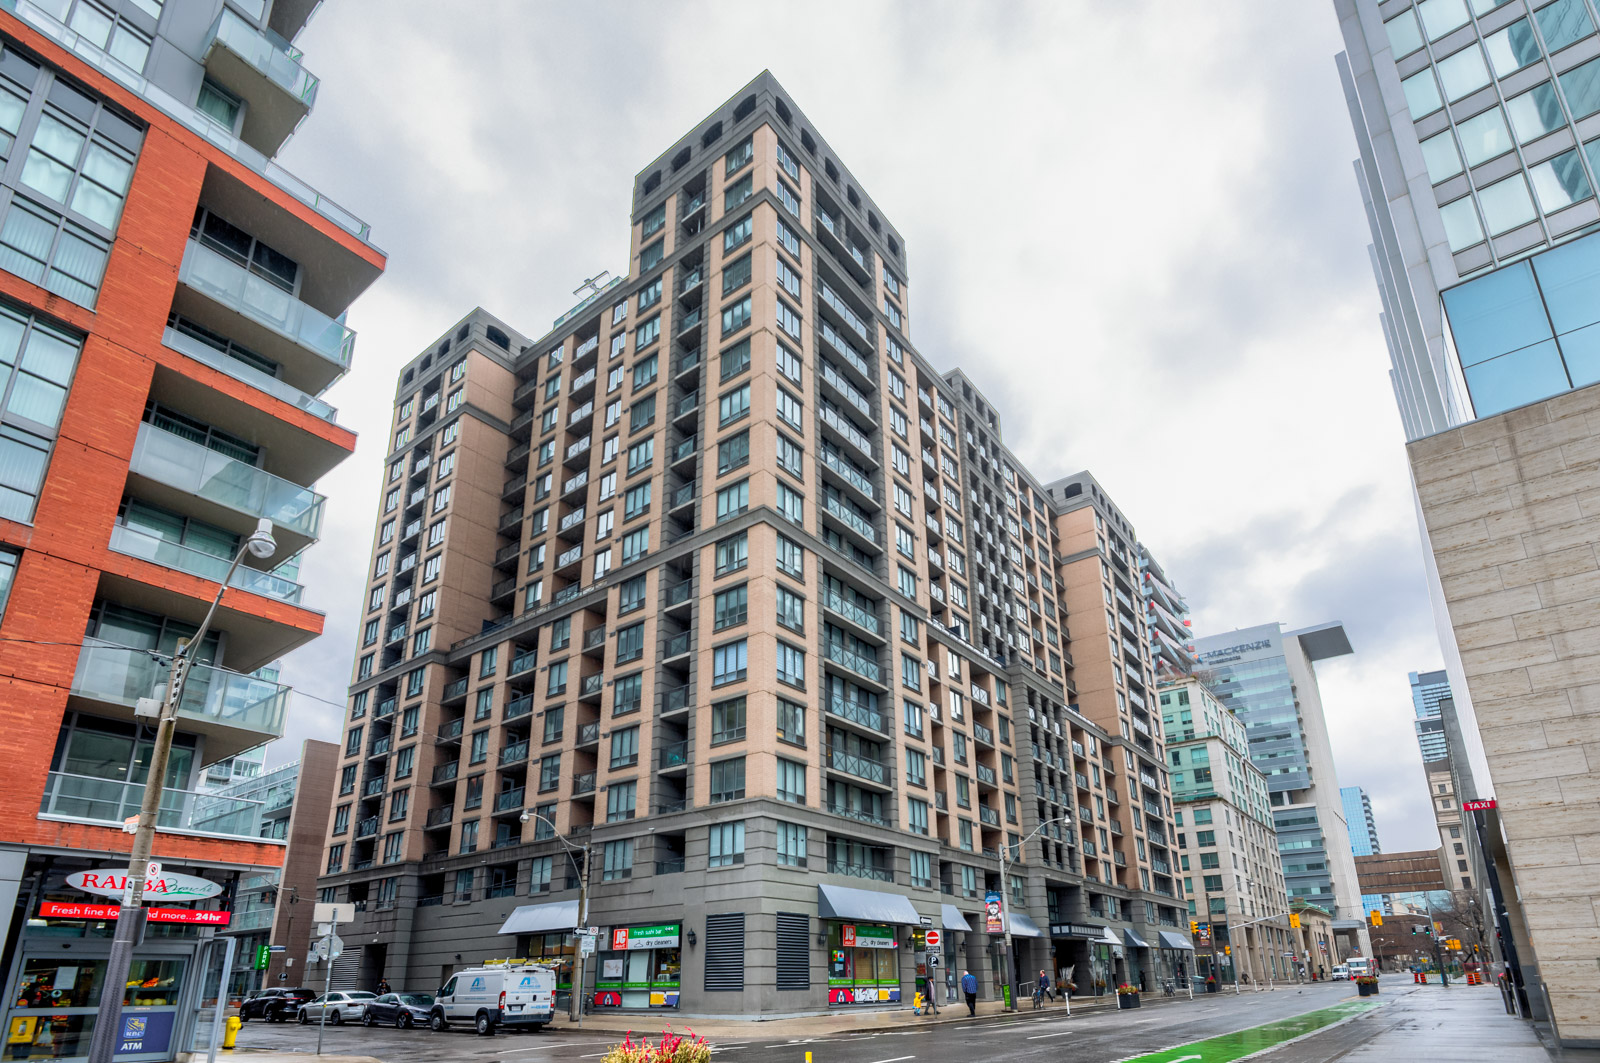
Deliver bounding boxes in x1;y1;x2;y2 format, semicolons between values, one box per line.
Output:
826;923;900;1005
593;923;680;1009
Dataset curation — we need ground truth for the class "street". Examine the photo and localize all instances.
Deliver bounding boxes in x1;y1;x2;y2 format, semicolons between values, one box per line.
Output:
230;979;1435;1063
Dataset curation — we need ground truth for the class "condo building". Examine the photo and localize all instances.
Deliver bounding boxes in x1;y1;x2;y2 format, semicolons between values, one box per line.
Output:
1190;624;1369;956
1139;544;1195;681
313;73;1191;1014
1341;785;1390;914
1158;676;1293;984
1336;0;1600;1043
0;0;385;1058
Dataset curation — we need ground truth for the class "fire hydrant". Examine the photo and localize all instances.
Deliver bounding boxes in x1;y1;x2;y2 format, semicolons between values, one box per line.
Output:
222;1016;241;1050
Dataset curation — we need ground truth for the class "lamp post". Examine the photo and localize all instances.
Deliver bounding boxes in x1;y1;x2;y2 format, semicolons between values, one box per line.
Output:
87;519;276;1063
996;815;1069;1013
520;809;590;1023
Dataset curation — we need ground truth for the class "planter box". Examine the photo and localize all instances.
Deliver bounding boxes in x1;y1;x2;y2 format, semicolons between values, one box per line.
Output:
1205;983;1218;993
1357;983;1377;996
1117;994;1142;1009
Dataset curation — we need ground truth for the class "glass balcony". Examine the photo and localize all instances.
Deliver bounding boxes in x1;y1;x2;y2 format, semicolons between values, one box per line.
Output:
109;524;305;605
178;239;355;394
163;326;337;423
39;771;270;841
129;421;325;545
206;7;318;142
72;639;288;762
6;0;377;247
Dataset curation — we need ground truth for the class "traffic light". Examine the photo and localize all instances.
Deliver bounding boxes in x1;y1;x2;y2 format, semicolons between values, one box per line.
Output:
1223;945;1231;955
1370;909;1383;927
1289;913;1301;929
1190;920;1200;935
1448;938;1461;950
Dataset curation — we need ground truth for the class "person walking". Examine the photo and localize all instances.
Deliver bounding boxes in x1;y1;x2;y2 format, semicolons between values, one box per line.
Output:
961;969;978;1016
377;978;391;995
1037;969;1053;1003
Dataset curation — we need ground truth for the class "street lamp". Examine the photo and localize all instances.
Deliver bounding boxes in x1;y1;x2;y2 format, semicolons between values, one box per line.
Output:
87;519;276;1063
520;809;591;1024
996;815;1069;1013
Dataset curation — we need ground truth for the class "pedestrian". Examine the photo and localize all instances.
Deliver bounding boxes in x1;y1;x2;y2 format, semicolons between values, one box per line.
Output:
1037;968;1053;1003
961;969;978;1016
913;989;925;1015
377;978;391;995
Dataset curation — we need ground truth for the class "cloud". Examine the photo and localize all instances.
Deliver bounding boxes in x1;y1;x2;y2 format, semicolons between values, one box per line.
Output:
257;2;1446;853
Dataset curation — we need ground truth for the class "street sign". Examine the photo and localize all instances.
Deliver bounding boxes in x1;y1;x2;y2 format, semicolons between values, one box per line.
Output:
925;929;942;949
919;915;933;927
579;936;595;956
313;902;354;924
311;934;344;962
927;953;940;967
267;945;286;953
586;925;600;936
121;815;139;834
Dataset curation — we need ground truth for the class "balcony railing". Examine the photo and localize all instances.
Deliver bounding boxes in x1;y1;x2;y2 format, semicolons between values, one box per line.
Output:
819;403;874;461
431;762;459;785
72;639;288;745
824;590;880;635
499;741;529;766
109;524;305;604
827;803;893;828
976;764;997;786
162;325;337;422
208;7;318;105
825;641;881;683
979;806;999;827
824;496;877;544
39;771;271;841
130;421;325;540
494;787;525;813
577;721;600;745
425;806;454;828
825;745;889;785
443;677;469;700
572;772;596;795
827;860;893;883
436;718;463;742
7;0;376;245
819;447;875;500
973;723;994;747
826;694;889;734
355;817;379;839
178;239;354;383
659;686;689;714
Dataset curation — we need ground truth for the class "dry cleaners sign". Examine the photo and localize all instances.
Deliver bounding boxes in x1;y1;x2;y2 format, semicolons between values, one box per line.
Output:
67;869;222;901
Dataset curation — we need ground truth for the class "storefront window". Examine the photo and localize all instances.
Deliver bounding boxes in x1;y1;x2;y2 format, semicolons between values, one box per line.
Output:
826;923;900;1005
516;932;576;1008
8;955;186;1060
593;924;680;1009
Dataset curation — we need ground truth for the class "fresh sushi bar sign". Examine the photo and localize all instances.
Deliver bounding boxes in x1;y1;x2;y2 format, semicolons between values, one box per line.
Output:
66;868;222;902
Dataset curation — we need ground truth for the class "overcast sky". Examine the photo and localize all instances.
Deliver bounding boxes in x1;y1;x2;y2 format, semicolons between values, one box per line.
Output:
262;2;1447;852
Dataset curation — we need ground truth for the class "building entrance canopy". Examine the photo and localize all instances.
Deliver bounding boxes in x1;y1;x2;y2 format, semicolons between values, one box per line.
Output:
1124;929;1150;948
497;899;580;936
1157;931;1195;950
816;884;920;926
941;904;974;932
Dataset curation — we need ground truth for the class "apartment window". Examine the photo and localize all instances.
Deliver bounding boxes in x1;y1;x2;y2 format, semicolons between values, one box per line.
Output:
384;488;399;513
896;524;915;559
442;420;459;446
596;510;614;540
907;797;929;835
606;784;637;826
469;730;488;765
530;507;548;534
725;134;753;174
349;692;368;720
776;433;803;478
640;239;664;272
382;831;403;863
723;213;752;252
709;821;745;867
626;438;654;475
618;574;647;614
523;579;543;609
714;584;748;630
776;641;806;688
550;617;572;650
958;820;974;851
715;532;748;574
775;300;801;340
721;295;751;336
411;628;431;655
776;387;802;429
540;407;558;432
777;822;807;867
605;399;621;427
712;697;747;744
776;482;803;524
332;804;350;835
432;486;451;512
629;394;656;431
715;480;749;521
427;520;446;547
613;672;642;715
909;851;932;888
777;697;805;746
535;441;553;467
776;585;804;633
362;619;379;647
539;754;561;792
610;726;639;768
543;704;564;744
616;622;645;663
475;688;493;721
713;640;748;685
775;253;801;297
718;430;750;475
619;527;648;564
326;844;344;874
776;534;804;578
641;202;665;238
722;252;752;295
710;758;746;803
776;758;806;803
623;482;652;520
776;217;801;257
719;384;750;425
905;748;926;786
637;278;662;313
546;660;568;696
378;519;394;545
720;338;751;381
528;855;553;893
890;408;907;438
357;654;373;680
0;309;84;520
897;566;917;599
479;647;498;678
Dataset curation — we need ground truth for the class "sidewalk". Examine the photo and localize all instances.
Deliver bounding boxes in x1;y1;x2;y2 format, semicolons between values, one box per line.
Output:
541;989;1198;1039
1331;985;1581;1063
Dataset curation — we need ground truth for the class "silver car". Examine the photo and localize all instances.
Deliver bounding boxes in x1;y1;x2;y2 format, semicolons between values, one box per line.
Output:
296;991;377;1025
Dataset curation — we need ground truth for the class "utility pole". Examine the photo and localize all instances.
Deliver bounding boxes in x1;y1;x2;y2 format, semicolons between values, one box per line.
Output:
996;816;1068;1012
521;809;590;1023
86;521;277;1063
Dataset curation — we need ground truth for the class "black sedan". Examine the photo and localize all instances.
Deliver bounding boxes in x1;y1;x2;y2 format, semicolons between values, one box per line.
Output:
239;987;316;1022
361;993;435;1028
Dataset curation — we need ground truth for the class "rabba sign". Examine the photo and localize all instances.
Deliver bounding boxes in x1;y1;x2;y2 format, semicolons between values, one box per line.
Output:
66;869;222;901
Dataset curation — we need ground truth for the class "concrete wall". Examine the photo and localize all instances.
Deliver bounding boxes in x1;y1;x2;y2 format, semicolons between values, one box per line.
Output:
1408;383;1600;1045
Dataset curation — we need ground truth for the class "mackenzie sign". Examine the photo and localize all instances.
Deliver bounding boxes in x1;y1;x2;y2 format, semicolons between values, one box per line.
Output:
66;869;222;901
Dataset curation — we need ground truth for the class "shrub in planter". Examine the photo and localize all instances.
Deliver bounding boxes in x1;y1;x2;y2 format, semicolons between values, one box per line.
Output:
1116;984;1142;1009
1356;975;1379;997
601;1028;711;1063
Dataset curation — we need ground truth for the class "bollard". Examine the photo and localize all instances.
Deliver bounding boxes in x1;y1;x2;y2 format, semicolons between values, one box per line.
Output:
221;1016;241;1051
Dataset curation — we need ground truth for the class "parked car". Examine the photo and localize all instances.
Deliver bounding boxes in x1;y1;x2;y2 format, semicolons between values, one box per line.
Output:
362;993;435;1028
296;991;378;1025
1330;965;1351;981
240;988;315;1022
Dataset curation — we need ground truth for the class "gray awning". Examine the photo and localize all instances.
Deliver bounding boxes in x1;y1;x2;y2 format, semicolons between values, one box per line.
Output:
1158;931;1195;951
1123;928;1150;948
817;884;921;925
496;899;580;936
1098;926;1123;945
1010;913;1043;939
942;904;974;932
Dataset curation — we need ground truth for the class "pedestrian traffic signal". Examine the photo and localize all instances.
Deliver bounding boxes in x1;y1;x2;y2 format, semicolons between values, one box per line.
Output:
1370;910;1383;926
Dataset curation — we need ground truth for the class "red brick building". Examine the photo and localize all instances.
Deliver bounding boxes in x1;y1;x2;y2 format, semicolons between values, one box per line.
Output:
0;2;382;1058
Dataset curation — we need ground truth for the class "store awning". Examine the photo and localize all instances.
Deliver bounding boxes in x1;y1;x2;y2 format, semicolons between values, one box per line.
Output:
1010;913;1044;939
942;904;974;932
496;899;580;936
1158;931;1195;951
1098;926;1123;945
817;884;921;925
1123;929;1150;948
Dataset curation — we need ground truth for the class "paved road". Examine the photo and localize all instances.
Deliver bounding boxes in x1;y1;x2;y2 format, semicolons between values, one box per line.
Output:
234;980;1400;1063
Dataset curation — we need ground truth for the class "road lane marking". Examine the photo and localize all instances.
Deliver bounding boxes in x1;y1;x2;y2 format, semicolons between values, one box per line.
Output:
865;1056;915;1063
500;1044;587;1053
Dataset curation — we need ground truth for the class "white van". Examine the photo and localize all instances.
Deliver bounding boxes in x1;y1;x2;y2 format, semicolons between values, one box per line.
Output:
1330;965;1351;981
1346;957;1372;978
430;964;556;1036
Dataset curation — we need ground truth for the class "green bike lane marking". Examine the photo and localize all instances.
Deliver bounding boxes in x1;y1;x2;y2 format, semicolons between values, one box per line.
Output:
1113;998;1387;1063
